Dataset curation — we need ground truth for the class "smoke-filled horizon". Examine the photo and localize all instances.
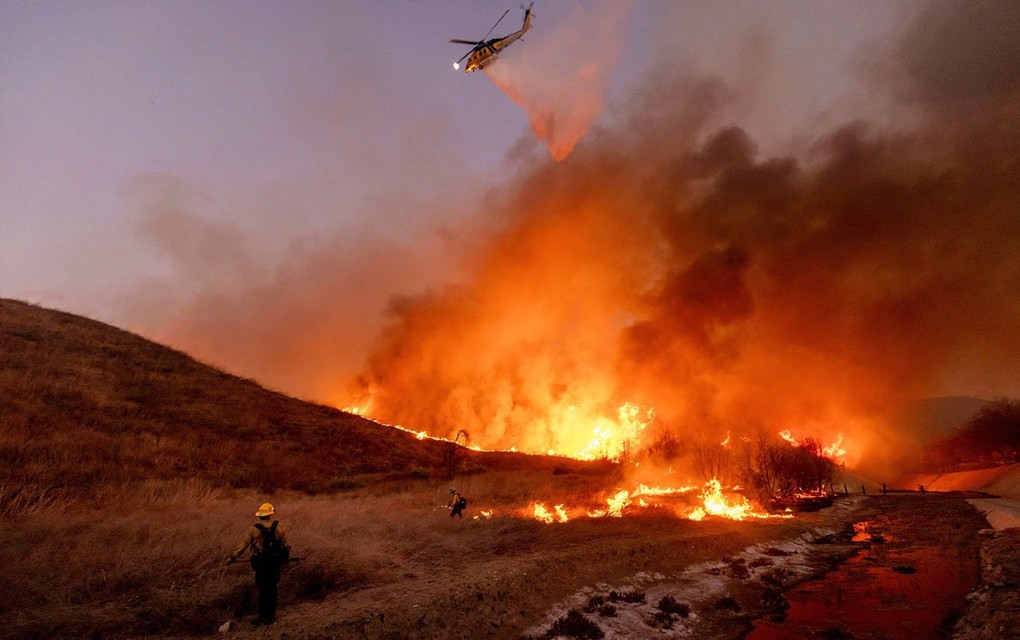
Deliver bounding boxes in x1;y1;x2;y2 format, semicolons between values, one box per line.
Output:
352;1;1020;475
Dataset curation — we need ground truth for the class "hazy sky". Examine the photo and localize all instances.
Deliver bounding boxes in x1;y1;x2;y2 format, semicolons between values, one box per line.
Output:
2;0;935;401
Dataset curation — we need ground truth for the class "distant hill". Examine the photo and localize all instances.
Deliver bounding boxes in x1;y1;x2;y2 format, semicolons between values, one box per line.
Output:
0;299;591;501
903;396;991;436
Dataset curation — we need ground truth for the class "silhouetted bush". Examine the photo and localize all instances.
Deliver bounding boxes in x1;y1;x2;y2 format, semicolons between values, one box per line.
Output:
544;610;604;639
927;398;1020;469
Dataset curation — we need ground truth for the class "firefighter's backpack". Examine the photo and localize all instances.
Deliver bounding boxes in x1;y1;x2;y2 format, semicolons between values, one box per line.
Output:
251;521;290;570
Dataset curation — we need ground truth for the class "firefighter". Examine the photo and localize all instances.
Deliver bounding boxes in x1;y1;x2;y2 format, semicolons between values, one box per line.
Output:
448;488;467;519
227;502;290;625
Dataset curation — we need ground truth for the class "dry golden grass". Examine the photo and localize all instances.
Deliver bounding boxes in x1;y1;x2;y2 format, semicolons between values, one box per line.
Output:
0;470;640;638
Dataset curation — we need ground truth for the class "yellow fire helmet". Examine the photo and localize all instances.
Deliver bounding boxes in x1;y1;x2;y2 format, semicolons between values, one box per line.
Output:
254;503;275;517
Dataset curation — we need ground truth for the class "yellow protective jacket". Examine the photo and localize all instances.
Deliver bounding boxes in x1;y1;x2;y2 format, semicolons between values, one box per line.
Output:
230;520;288;561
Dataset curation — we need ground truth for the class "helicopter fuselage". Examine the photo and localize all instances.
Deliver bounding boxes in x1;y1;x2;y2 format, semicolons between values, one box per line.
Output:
455;4;532;73
463;42;502;73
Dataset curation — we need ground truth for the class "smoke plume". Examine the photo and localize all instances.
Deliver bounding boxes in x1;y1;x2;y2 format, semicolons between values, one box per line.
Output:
354;1;1020;475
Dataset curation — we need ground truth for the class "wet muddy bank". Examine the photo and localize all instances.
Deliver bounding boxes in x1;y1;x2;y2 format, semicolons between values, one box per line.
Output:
952;527;1020;640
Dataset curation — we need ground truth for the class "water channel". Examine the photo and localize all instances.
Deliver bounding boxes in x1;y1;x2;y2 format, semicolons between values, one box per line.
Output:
746;516;980;639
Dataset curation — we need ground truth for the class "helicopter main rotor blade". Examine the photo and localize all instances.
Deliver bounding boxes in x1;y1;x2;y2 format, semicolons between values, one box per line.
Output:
481;9;510;41
450;39;482;45
456;49;474;65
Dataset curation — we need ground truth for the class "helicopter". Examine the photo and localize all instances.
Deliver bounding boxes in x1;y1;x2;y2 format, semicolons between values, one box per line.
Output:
451;3;533;73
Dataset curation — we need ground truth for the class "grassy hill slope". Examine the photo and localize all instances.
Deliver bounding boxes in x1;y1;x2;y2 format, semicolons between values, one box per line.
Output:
0;298;588;507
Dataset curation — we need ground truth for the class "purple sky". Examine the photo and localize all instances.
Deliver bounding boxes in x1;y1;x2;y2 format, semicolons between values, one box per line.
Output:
1;1;923;398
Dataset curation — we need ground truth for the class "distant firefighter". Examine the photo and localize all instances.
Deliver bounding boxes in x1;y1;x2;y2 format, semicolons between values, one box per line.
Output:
448;488;468;519
227;502;292;625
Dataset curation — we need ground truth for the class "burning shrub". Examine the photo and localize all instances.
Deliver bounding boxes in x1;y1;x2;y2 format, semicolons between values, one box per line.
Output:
693;442;733;484
739;433;840;503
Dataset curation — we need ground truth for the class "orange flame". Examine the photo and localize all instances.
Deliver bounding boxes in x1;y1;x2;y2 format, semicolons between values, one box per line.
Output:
517;478;791;525
634;483;697;497
823;433;847;458
574;403;654;461
779;429;847;460
687;479;789;521
531;502;569;523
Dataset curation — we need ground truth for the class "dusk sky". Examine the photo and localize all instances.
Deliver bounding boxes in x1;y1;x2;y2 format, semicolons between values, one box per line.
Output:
2;1;907;306
14;0;1016;430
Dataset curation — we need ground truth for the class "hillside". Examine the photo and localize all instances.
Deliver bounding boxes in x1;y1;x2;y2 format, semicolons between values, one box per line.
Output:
0;298;592;505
